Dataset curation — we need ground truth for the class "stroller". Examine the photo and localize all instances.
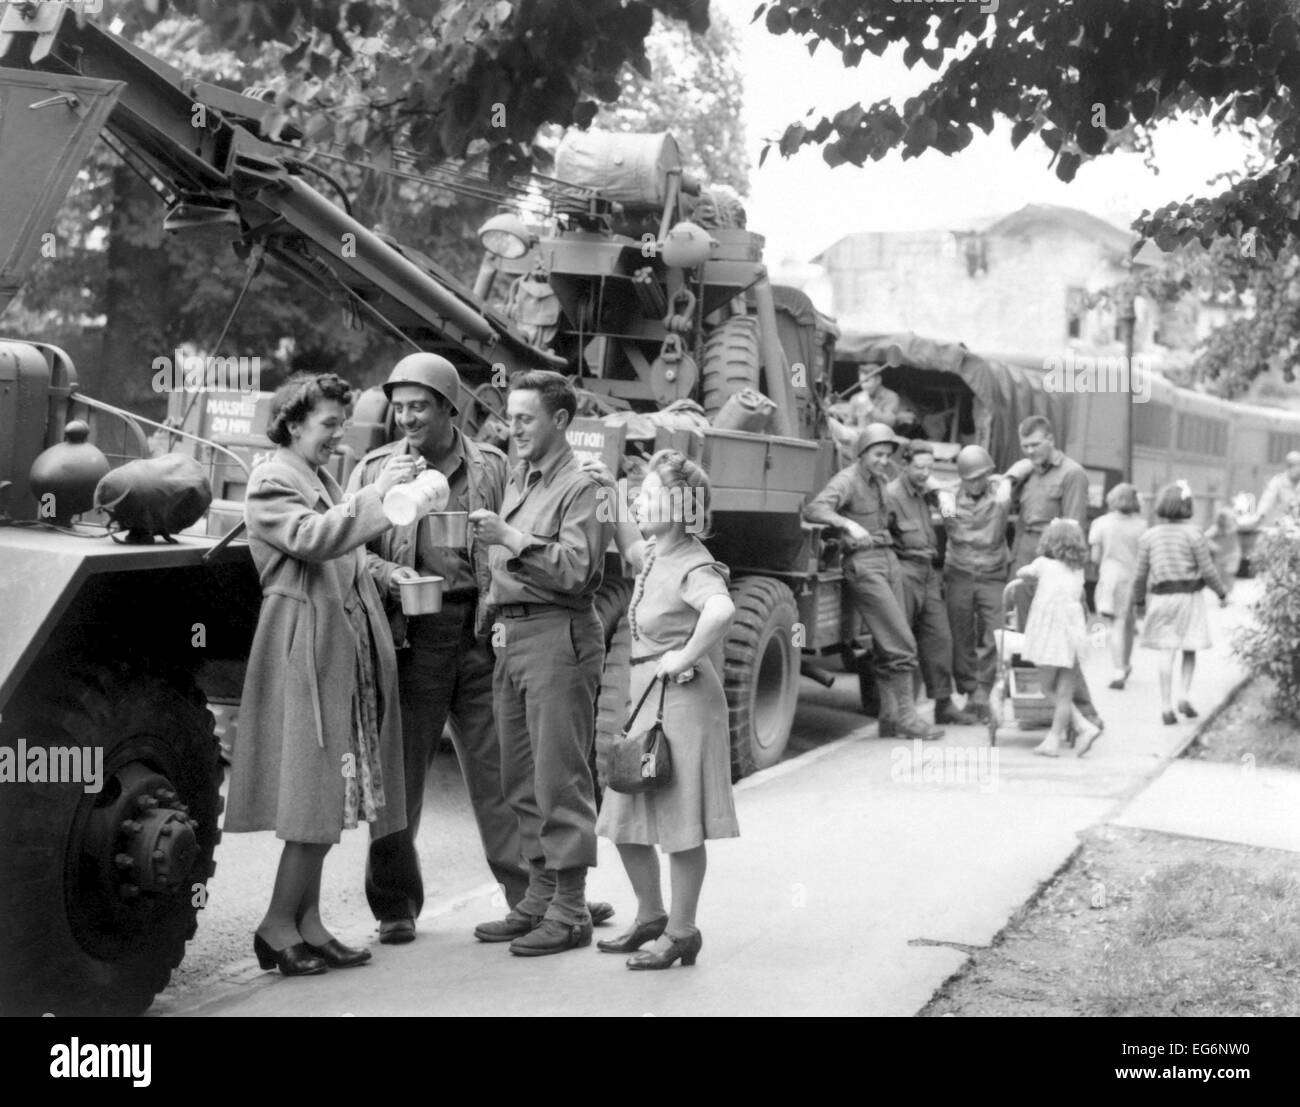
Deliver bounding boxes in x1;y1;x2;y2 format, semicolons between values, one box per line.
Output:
987;579;1073;748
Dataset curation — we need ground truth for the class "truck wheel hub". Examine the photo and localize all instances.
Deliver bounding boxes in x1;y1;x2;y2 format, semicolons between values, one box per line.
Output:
84;762;200;902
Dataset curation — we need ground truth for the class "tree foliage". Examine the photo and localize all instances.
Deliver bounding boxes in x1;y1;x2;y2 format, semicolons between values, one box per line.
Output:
1234;516;1300;722
135;0;711;181
753;0;1300;258
593;9;749;195
13;0;742;410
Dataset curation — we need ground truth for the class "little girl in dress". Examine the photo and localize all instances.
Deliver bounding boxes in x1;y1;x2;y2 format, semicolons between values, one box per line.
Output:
1017;517;1102;758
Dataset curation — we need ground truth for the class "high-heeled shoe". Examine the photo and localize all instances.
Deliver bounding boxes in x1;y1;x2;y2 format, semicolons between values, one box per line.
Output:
626;928;702;970
1177;700;1198;719
1162;710;1178;725
597;915;668;953
253;933;328;976
304;938;372;967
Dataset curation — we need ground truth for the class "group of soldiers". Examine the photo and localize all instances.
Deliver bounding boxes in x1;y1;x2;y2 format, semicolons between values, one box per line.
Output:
806;408;1104;742
348;353;615;956
343;348;1107;950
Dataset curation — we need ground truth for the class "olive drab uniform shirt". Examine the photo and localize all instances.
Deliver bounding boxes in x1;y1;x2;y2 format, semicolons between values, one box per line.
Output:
945;483;1011;577
804;462;895;559
1010;449;1090;571
884;475;940;566
488;443;610;608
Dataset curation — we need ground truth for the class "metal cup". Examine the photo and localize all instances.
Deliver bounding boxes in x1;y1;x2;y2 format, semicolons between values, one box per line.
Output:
425;510;469;548
397;575;445;615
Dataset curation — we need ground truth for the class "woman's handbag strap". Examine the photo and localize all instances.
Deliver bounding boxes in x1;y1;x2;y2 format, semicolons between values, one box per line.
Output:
621;673;669;736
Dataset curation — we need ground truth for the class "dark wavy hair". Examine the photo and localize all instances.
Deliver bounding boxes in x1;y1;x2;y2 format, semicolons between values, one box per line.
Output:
266;372;353;446
1154;481;1195;521
899;440;934;465
508;369;576;422
1036;517;1089;570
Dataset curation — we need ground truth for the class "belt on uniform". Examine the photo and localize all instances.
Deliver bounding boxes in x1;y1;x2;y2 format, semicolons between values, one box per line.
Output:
1150;579;1204;594
898;552;942;569
945;564;1008;580
497;601;590;618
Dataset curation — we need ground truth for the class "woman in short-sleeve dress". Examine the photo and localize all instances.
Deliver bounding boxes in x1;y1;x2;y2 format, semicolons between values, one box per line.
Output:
595;450;738;970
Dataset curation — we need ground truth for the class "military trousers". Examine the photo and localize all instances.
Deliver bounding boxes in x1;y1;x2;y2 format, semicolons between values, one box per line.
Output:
944;566;1007;696
844;548;918;677
897;558;957;700
494;604;604;924
366;599;529;922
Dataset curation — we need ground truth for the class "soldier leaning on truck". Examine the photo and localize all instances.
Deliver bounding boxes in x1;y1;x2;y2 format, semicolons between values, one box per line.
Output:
348;354;530;945
884;441;976;727
804;423;944;742
468;369;616;957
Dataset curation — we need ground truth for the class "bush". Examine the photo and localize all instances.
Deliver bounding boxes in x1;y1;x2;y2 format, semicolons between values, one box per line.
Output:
1233;515;1300;721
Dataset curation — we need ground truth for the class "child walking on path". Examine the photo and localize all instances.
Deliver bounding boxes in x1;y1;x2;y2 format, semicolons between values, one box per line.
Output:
1089;483;1147;690
1133;481;1229;725
1017;518;1102;759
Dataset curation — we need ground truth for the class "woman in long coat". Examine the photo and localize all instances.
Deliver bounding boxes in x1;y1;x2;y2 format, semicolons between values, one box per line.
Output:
225;372;416;975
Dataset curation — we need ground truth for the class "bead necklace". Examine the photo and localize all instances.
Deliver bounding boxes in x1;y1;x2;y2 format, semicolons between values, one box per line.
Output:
627;536;657;642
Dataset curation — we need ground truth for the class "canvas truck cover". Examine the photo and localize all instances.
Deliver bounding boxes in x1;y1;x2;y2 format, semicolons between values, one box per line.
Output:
554;131;682;209
835;332;1070;473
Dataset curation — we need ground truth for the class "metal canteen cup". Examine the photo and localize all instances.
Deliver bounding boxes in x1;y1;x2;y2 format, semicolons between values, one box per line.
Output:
382;469;450;526
424;510;469;548
397;575;445;615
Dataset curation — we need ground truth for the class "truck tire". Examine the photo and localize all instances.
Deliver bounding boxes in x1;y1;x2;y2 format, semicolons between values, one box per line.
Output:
700;315;761;419
725;576;800;779
0;662;222;1016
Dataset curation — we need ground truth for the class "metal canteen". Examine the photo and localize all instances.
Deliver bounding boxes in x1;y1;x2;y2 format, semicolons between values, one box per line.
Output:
382;468;450;526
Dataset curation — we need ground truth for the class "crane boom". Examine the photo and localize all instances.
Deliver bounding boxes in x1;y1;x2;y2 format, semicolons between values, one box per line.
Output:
0;1;560;376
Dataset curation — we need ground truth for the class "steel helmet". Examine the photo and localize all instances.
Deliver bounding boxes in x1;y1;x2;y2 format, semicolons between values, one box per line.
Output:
956;444;996;480
382;352;461;415
855;422;899;457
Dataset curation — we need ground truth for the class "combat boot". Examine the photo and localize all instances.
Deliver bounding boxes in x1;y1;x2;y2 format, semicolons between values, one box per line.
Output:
892;672;945;741
876;671;898;739
934;696;977;726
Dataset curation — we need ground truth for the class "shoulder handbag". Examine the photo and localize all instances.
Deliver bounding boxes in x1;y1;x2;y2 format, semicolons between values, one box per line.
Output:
607;675;673;795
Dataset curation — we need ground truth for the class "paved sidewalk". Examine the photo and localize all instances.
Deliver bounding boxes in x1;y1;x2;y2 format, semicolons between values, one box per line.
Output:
165;584;1260;1017
1113;761;1300;853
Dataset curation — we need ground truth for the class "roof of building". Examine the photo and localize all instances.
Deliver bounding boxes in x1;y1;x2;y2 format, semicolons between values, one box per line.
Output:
812;204;1162;266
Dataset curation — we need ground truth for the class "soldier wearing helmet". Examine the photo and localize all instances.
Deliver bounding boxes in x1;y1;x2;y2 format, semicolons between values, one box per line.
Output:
884;442;975;727
941;444;1013;722
347;354;532;943
804;423;944;741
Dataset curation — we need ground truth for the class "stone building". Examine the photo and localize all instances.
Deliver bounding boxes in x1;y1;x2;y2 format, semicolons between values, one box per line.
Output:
810;204;1168;363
